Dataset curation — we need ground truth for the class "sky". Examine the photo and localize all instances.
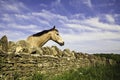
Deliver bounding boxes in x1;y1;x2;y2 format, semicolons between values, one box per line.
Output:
0;0;120;54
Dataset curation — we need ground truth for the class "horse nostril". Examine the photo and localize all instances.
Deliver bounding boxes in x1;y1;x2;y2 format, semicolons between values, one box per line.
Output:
63;42;64;45
59;42;64;46
61;42;64;46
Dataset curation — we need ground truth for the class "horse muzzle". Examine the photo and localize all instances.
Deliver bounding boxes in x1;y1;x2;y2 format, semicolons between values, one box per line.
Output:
59;42;64;46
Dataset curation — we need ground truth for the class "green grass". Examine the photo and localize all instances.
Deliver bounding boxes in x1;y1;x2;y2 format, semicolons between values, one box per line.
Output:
1;53;119;80
31;64;120;80
94;54;120;63
50;64;120;80
31;73;44;80
31;54;120;80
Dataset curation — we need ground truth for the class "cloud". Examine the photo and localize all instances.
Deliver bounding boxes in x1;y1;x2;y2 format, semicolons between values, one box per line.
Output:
62;31;120;42
60;31;120;53
2;14;14;22
30;10;120;41
0;0;29;13
69;0;93;9
0;30;27;41
39;3;47;8
83;0;92;8
1;8;120;40
70;13;86;19
32;9;67;20
45;32;120;53
51;0;61;6
33;10;119;53
31;9;68;27
31;10;54;21
83;17;120;31
65;23;99;32
15;14;30;20
0;0;119;53
105;14;115;23
7;23;38;30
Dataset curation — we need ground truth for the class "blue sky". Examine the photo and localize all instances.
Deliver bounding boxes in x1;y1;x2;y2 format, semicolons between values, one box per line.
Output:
0;0;120;54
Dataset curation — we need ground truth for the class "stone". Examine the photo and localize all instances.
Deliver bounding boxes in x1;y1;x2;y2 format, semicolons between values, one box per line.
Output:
16;40;29;47
51;46;58;56
0;35;8;52
63;49;75;58
51;46;63;57
0;35;116;80
8;41;16;53
42;47;51;55
0;49;8;57
0;47;116;80
63;49;71;57
30;47;43;55
15;40;30;54
52;46;63;57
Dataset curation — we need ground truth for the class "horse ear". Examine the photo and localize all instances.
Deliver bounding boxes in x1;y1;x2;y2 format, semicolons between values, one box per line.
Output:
53;26;55;29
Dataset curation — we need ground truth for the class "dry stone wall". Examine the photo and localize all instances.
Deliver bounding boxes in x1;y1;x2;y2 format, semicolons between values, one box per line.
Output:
0;35;115;80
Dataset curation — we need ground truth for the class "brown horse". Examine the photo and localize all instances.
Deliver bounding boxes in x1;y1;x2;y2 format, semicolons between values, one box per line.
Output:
27;26;64;48
15;26;64;54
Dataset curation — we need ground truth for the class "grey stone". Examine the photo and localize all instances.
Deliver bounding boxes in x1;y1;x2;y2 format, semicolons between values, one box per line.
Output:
15;40;30;54
8;41;16;53
0;35;116;80
0;35;8;52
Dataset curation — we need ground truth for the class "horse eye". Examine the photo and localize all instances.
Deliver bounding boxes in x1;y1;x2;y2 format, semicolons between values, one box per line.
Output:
57;33;59;35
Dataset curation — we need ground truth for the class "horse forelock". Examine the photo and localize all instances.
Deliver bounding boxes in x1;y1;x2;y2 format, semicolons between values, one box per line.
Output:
32;28;58;37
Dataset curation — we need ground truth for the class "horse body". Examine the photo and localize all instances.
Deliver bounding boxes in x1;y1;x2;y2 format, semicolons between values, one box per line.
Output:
27;32;51;47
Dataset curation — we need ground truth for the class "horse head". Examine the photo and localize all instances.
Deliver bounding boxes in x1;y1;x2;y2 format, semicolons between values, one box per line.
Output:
49;26;64;46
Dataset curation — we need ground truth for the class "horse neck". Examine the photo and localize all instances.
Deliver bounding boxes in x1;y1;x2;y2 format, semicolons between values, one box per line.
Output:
35;33;51;47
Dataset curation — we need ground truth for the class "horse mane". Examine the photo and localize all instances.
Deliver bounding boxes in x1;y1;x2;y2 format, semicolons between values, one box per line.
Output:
32;28;58;37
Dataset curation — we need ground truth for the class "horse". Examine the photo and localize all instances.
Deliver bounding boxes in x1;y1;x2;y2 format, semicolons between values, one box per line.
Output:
15;26;64;54
26;26;64;48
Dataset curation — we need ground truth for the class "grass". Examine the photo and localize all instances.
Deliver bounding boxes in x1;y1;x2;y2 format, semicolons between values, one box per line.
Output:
31;54;120;80
94;54;120;63
1;53;119;80
30;64;120;80
50;64;120;80
31;73;44;80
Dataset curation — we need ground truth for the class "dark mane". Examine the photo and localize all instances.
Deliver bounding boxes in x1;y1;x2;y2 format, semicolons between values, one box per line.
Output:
32;28;58;37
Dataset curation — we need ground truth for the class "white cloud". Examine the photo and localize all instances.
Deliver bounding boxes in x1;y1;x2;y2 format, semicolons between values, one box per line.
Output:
51;0;61;6
83;0;92;8
32;9;68;21
7;23;38;30
65;23;99;32
39;3;47;8
83;17;120;31
44;32;120;53
0;4;120;53
0;0;29;13
1;9;120;40
70;13;86;19
62;31;120;42
15;14;30;19
105;14;115;23
2;14;14;22
32;10;54;21
36;18;50;26
31;10;120;44
3;13;50;26
0;24;5;29
51;0;63;10
59;32;120;53
0;30;27;41
69;0;93;9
